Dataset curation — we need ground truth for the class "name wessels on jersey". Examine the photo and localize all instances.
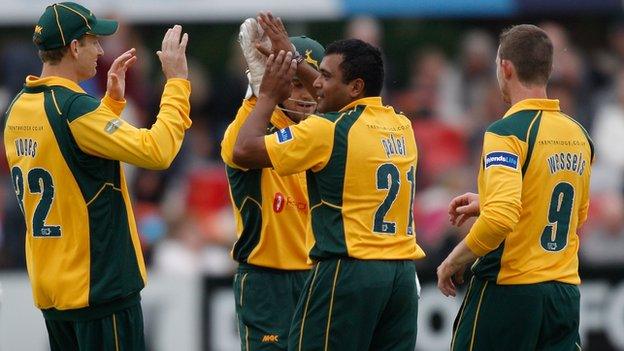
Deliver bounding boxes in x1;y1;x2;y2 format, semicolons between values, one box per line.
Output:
547;152;587;176
483;148;588;176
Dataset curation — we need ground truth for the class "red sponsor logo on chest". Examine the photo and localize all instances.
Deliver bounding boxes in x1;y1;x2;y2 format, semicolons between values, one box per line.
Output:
273;192;285;213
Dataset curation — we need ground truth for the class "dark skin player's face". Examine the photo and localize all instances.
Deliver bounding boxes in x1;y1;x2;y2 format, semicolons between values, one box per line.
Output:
313;54;353;113
281;77;316;122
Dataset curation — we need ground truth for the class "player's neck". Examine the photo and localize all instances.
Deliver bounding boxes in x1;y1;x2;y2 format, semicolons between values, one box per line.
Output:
40;61;80;83
508;81;548;106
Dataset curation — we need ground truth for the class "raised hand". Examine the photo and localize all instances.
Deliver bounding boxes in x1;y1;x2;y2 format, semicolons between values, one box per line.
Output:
256;11;293;57
448;192;480;227
157;25;189;80
239;18;269;96
106;48;137;101
259;50;297;104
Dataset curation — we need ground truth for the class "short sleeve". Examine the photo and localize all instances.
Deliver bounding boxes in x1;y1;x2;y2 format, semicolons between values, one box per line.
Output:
265;115;335;176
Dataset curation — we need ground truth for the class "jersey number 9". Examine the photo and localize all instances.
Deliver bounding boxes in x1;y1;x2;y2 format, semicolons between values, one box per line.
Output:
541;182;574;252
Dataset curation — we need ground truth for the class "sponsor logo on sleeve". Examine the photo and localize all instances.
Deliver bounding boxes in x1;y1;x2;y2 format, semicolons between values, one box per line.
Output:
104;119;123;134
484;151;519;170
276;127;293;144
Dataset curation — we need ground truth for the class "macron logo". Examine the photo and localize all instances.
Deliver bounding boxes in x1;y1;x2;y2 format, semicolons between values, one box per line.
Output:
484;151;519;170
276;127;293;144
262;335;279;343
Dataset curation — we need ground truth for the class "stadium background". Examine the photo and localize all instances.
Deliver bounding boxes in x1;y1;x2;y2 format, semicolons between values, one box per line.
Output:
1;0;624;350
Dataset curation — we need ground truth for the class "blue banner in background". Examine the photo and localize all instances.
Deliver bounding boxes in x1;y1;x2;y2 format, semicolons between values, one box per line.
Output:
342;0;516;18
517;0;622;15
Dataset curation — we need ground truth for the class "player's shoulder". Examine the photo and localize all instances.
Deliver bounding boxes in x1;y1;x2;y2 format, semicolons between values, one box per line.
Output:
559;111;595;159
559;111;591;137
313;105;366;123
42;85;98;122
486;109;541;141
65;94;100;122
387;106;412;123
312;111;341;123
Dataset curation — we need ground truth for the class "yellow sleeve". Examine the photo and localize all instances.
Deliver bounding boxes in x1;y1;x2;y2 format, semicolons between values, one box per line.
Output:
69;78;192;170
265;115;334;176
465;132;525;256
220;98;255;169
101;93;125;116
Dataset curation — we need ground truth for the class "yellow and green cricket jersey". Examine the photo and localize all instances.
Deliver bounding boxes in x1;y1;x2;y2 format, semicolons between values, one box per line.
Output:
265;97;426;261
221;98;313;270
3;75;191;315
466;99;593;285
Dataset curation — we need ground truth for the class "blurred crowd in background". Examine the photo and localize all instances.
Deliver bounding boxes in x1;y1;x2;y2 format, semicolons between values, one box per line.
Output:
1;16;624;275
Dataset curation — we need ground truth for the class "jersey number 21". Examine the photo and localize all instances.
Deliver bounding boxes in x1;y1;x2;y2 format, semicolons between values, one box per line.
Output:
373;163;415;236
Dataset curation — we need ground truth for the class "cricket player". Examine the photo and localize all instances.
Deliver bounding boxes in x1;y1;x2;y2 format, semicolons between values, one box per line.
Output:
221;18;324;351
3;2;191;349
437;24;592;351
232;20;426;349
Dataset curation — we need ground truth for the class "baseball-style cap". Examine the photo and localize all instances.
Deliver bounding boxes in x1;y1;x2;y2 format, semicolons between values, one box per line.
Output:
291;36;325;71
33;2;118;50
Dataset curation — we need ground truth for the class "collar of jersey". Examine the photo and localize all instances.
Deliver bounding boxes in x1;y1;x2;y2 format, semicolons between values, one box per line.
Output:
503;98;560;118
25;75;86;93
339;96;382;112
271;107;297;130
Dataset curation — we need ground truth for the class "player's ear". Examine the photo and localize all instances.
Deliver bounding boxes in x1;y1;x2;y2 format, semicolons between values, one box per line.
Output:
349;78;365;98
501;59;514;80
69;39;81;59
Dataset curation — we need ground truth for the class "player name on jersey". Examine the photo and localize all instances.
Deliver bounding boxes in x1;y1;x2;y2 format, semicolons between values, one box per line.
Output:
547;152;587;176
381;134;407;158
15;138;38;158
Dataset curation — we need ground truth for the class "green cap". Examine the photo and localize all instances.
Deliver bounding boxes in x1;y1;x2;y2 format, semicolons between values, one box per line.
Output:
33;2;118;50
290;36;324;71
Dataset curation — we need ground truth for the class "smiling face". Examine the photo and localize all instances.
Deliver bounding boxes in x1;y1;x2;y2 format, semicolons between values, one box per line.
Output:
73;35;103;81
313;53;354;113
281;77;317;122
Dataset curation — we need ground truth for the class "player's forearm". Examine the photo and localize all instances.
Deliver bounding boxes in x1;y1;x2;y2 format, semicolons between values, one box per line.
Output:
139;79;192;169
233;96;274;168
71;79;191;170
465;203;521;256
467;158;522;256
445;239;478;267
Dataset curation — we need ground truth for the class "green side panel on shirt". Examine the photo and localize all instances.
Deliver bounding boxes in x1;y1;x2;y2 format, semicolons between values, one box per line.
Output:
309;105;365;260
